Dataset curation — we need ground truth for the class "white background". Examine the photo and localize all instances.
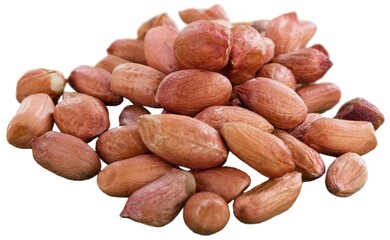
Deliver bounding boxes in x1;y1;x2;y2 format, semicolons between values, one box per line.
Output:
1;0;389;239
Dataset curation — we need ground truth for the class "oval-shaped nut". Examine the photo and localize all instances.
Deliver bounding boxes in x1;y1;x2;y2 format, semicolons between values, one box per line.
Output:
325;152;368;197
335;97;385;130
288;113;322;140
68;65;123;106
224;25;266;85
174;20;232;71
95;55;130;73
120;168;196;227
137;12;177;40
256;63;296;89
179;4;229;24
97;154;176;197
54;92;110;142
247;19;269;36
111;63;165;107
144;26;180;74
31;131;101;180
7;93;54;148
119;105;150;126
16;68;66;103
191;166;250;203
183;192;230;235
272;48;332;83
273;129;325;181
296;82;341;113
235;77;307;129
303;118;377;156
194;105;273;133
107;39;146;64
263;37;275;64
310;43;329;57
299;20;317;47
265;12;302;56
95;124;149;164
155;69;232;116
138;114;228;170
220;122;295;178
234;172;302;224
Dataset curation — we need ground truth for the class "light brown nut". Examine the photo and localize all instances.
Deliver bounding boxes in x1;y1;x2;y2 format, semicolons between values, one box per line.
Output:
107;39;146;64
120;168;196;227
233;172;302;224
155;69;232;116
54;92;110;142
68;65;123;106
119;105;150;126
31;131;101;180
288;113;322;140
220;122;295;178
95;55;130;73
265;12;302;56
16;68;66;103
303;118;377;156
235;77;307;129
95;124;149;164
310;43;329;57
256;63;297;89
296;82;341;113
138;114;228;170
273;129;325;181
326;152;368;197
137;12;177;40
97;154;176;197
272;48;332;84
174;20;232;71
191;166;250;203
224;25;266;85
7;93;54;148
144;26;180;74
335;97;384;130
179;4;229;24
194;105;273;133
250;20;269;36
299;20;317;47
183;192;230;235
263;37;275;63
111;63;165;107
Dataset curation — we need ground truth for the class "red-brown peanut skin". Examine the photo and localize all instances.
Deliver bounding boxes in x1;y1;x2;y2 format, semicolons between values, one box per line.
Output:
119;105;150;126
263;37;275;64
179;4;229;24
256;63;296;90
137;13;178;40
95;55;130;73
138;114;228;170
235;77;307;129
155;69;232;116
296;82;341;113
107;39;146;64
174;21;232;71
299;20;317;47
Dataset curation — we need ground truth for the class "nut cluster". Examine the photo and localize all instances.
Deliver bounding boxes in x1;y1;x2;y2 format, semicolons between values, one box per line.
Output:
6;4;385;236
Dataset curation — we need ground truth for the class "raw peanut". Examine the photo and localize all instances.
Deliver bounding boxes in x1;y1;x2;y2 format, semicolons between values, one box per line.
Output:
31;131;101;180
256;63;296;89
95;55;130;73
137;12;177;40
233;172;302;224
179;4;229;24
54;92;110;142
174;20;232;71
16;68;66;103
233;20;269;36
111;63;165;107
107;39;146;64
288;113;322;140
7;93;54;148
265;12;302;56
299;20;317;47
310;43;329;57
273;129;325;181
303;118;377;156
220;122;295;178
194;105;273;133
119;105;150;126
235;77;307;129
335;97;384;130
144;26;180;74
191;166;250;203
183;192;230;235
97;154;176;197
211;19;232;28
263;37;275;63
155;69;232;116
95;124;149;164
326;152;368;197
296;82;341;113
120;168;196;227
68;65;123;106
138;114;228;170
272;48;332;83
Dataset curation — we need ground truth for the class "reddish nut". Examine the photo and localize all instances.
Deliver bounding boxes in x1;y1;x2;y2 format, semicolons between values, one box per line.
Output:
288;113;322;140
262;37;275;63
299;20;317;47
95;55;130;73
107;39;146;64
179;4;229;24
137;12;177;40
310;44;329;57
256;63;297;89
296;82;341;113
119;105;150;126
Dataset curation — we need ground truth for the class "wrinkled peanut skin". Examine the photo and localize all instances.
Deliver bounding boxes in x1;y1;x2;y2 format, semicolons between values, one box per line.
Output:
296;82;341;113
